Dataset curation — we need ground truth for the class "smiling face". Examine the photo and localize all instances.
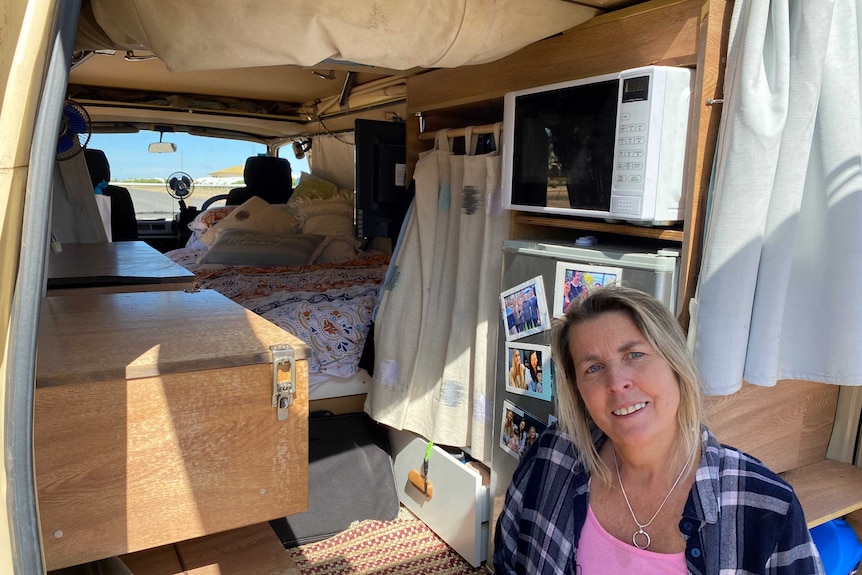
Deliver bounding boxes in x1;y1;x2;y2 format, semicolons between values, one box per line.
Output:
568;310;680;451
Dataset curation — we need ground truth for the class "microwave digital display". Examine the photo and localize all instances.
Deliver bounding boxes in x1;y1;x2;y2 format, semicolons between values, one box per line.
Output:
510;78;619;212
622;75;650;103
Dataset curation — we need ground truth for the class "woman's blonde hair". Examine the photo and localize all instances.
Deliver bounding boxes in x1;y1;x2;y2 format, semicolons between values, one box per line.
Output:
549;285;705;483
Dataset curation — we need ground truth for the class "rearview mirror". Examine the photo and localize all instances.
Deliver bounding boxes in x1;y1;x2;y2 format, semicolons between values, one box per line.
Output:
148;141;177;153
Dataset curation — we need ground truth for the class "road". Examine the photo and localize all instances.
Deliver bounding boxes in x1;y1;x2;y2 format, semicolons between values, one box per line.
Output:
122;184;233;219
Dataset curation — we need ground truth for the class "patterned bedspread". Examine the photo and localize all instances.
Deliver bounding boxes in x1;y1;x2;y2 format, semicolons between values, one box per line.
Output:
166;248;390;378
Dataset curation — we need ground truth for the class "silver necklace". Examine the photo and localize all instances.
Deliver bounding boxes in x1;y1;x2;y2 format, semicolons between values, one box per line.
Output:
612;445;695;550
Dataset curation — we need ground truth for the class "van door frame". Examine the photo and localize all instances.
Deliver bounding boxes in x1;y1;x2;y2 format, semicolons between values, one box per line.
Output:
3;0;81;573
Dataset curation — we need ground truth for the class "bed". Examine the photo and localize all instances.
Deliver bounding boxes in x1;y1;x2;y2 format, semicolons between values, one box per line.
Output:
164;175;390;399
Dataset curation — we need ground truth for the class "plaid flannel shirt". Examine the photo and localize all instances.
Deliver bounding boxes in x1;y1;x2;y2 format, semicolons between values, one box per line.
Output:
494;425;825;574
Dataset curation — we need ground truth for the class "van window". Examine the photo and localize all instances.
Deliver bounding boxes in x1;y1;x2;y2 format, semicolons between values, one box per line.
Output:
87;131;267;220
277;142;311;177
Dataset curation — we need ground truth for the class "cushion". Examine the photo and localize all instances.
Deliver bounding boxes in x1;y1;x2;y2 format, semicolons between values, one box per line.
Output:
185;230;209;250
188;205;237;231
199;229;326;266
285;172;340;214
200;196;299;247
293;189;355;236
292;189;360;262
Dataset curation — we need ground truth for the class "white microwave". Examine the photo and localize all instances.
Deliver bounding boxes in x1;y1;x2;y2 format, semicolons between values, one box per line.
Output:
501;66;693;225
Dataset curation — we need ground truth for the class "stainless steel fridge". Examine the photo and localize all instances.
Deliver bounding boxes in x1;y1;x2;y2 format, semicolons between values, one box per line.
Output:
488;238;681;566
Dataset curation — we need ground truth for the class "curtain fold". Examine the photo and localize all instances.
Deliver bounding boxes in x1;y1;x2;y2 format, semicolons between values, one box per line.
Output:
365;125;506;463
689;0;862;395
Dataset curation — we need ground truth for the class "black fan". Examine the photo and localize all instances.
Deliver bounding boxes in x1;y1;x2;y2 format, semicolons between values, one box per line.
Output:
56;100;91;161
166;171;195;210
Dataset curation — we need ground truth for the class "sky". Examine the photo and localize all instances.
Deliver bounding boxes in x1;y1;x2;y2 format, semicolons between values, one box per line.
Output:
88;130;310;182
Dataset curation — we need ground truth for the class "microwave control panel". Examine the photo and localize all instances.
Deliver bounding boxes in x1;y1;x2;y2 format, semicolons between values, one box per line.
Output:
610;67;692;222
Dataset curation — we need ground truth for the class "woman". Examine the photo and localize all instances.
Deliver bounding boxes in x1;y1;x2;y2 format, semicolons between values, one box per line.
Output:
525;350;541;392
516;419;528;454
494;286;823;574
509;349;526;389
514;297;526;334
501;409;515;448
562;280;574;313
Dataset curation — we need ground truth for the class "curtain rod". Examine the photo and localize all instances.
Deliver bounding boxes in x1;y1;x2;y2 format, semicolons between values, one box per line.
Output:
417;122;502;141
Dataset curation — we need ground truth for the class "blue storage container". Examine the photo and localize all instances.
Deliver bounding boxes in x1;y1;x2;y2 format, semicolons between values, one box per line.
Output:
810;518;862;575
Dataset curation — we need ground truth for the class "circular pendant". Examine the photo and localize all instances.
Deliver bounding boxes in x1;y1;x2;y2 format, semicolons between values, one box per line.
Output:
633;529;651;550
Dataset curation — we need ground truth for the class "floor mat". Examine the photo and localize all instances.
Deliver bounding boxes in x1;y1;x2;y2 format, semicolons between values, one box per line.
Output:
287;511;486;575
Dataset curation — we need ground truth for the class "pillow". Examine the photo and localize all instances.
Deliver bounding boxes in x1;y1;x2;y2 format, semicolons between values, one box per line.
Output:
293;189;354;235
199;229;326;266
292;189;360;262
285;172;340;214
200;196;299;247
188;205;237;232
185;230;209;250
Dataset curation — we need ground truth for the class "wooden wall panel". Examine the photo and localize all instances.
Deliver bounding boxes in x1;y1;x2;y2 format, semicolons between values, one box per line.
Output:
705;380;839;474
677;0;733;323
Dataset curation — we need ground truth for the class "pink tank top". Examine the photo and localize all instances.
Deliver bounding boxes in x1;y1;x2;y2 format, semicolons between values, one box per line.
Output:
577;504;688;574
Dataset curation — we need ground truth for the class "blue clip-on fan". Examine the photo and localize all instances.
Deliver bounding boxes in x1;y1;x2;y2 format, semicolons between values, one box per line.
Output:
56;100;91;161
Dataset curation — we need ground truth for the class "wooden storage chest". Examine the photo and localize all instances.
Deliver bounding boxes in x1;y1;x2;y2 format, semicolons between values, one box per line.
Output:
35;289;309;570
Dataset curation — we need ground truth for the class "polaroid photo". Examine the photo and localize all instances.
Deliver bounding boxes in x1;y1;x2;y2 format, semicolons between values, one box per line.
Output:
500;400;548;461
500;276;550;341
504;342;553;402
553;261;624;317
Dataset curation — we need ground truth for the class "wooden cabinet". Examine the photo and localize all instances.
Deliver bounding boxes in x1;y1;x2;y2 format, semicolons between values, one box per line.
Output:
35;290;310;570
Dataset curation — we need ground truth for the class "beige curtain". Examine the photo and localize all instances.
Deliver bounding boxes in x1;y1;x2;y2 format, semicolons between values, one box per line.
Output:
689;0;862;394
52;154;109;244
308;133;355;191
366;125;506;463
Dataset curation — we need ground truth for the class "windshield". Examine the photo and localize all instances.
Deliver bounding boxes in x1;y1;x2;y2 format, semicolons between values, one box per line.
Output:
87;131;269;220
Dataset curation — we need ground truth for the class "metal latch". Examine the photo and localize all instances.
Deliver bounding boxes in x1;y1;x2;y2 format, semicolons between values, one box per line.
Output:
270;344;296;421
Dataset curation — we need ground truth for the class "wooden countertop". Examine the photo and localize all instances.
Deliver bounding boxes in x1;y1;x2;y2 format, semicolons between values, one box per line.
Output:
47;241;194;292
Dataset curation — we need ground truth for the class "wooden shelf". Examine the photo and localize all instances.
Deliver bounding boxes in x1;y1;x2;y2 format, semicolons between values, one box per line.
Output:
780;459;862;528
513;213;684;242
